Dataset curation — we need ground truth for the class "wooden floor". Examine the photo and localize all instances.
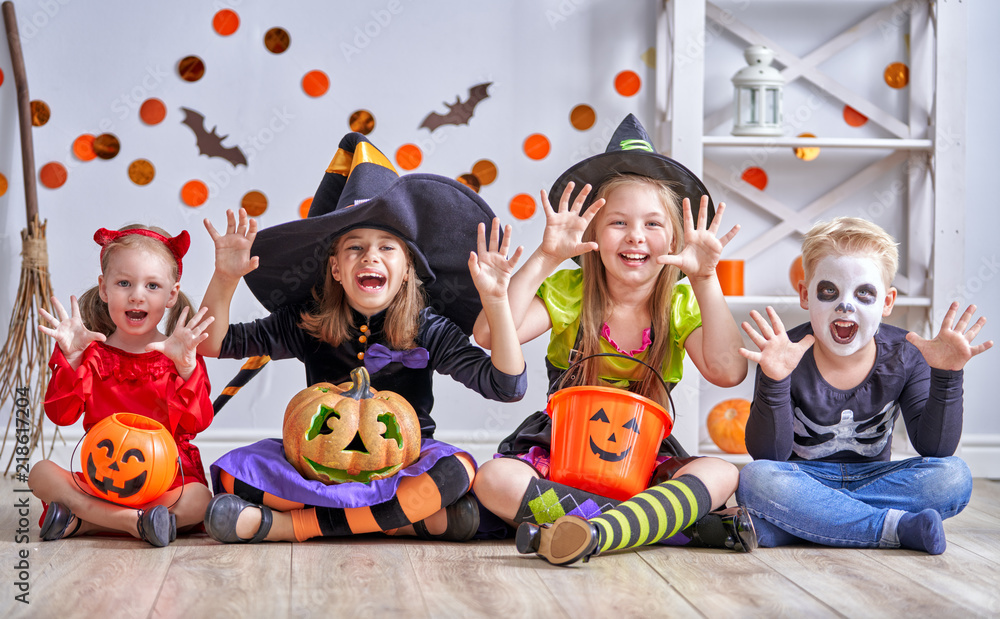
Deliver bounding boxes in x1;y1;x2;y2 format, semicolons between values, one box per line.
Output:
1;477;998;618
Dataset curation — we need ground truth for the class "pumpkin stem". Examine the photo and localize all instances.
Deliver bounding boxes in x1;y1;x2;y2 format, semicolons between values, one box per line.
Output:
343;366;374;400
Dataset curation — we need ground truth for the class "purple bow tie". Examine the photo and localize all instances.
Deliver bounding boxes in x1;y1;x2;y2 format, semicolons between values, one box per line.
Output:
364;343;430;374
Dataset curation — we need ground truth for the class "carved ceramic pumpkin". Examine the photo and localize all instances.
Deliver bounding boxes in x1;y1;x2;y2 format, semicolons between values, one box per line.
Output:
81;413;179;507
707;398;751;454
282;367;422;485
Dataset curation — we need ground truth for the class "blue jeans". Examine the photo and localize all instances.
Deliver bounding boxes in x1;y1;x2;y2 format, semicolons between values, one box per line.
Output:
735;457;972;548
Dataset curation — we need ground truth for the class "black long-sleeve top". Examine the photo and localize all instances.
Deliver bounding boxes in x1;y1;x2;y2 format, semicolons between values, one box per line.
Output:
745;323;964;462
220;305;527;438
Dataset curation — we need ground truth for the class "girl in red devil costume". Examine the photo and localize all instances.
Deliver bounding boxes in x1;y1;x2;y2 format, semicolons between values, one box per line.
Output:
29;225;215;547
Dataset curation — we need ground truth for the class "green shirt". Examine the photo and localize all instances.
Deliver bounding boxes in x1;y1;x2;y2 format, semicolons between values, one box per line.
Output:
537;269;702;387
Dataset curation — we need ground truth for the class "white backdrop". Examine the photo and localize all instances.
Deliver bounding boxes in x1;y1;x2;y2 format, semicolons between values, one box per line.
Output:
1;0;996;474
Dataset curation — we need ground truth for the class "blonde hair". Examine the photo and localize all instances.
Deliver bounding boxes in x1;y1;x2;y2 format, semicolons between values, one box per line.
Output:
299;233;425;349
79;224;194;337
574;174;683;405
801;217;899;289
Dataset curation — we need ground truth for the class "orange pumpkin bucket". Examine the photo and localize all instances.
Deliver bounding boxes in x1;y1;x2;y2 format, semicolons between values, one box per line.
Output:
546;354;674;501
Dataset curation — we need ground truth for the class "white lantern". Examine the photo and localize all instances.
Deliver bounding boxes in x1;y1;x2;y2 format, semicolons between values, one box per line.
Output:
731;45;784;137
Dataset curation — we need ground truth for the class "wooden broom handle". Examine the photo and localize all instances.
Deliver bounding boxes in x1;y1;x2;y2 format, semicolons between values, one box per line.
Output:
3;1;39;221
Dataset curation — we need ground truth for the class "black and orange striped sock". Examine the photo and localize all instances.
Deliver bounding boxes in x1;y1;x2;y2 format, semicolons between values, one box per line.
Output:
313;454;474;538
220;470;306;512
221;455;474;540
589;474;711;553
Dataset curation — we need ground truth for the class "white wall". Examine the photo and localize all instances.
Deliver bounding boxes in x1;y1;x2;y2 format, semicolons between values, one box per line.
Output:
1;0;996;475
957;0;1000;474
961;0;1000;434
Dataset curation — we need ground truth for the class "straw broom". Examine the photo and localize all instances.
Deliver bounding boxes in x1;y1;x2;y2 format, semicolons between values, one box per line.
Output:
0;1;58;473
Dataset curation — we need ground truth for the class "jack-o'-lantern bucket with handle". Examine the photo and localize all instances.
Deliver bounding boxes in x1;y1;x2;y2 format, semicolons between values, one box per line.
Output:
547;354;674;501
80;413;179;507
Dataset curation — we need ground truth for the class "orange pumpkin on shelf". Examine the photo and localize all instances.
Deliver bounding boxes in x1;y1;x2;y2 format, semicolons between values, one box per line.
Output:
707;399;751;454
789;255;805;292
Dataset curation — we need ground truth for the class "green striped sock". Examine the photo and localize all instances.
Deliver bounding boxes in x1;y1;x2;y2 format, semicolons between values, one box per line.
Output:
590;474;711;553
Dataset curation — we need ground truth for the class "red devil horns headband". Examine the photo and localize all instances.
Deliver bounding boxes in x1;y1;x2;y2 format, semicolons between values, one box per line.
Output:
93;228;191;280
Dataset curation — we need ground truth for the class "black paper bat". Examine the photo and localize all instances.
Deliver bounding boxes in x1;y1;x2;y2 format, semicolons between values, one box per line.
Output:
419;82;492;131
181;107;248;167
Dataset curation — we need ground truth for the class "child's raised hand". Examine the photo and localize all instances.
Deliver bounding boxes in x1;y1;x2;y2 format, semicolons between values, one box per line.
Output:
538;182;605;263
469;219;524;303
204;208;259;280
739;306;814;381
146;306;215;380
657;197;740;280
38;295;106;364
906;302;993;371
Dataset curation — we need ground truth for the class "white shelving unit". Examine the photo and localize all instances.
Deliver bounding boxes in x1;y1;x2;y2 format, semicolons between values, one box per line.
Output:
654;0;966;459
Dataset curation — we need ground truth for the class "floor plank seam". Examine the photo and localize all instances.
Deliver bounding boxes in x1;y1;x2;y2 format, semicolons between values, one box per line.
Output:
946;538;1000;567
144;546;177;619
4;478;999;617
402;539;434;619
533;554;587;619
963;504;1000;521
28;538;66;585
739;550;852;617
288;543;296;619
634;551;705;616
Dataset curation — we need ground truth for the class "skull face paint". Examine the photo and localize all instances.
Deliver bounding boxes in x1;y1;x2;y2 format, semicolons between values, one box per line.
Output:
806;254;887;356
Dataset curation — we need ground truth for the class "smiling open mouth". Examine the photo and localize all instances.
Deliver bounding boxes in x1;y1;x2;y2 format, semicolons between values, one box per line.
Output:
619;252;649;265
356;272;387;291
830;320;858;344
589;436;631;462
86;454;146;499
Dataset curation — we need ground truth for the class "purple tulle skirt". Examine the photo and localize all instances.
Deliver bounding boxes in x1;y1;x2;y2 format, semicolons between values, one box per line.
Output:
211;437;470;509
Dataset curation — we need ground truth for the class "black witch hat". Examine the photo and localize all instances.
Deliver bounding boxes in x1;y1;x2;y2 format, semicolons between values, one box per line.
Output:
549;114;714;222
243;132;498;335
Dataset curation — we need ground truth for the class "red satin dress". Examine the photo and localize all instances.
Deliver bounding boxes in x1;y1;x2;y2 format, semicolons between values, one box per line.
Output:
45;342;214;491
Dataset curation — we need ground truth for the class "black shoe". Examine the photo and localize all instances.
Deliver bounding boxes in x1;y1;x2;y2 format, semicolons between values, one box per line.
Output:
723;507;758;552
686;506;758;553
40;502;81;541
515;521;542;553
413;493;481;542
137;505;175;548
170;513;177;542
515;516;600;566
203;494;273;544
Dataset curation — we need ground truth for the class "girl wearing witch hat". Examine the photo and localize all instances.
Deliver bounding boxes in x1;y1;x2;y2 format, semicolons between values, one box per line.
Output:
197;132;526;543
473;114;755;565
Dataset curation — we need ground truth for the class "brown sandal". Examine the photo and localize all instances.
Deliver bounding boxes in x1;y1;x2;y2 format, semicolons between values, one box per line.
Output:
516;515;600;566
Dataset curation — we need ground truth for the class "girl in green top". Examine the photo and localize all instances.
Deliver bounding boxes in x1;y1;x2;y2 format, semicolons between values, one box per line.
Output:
472;115;753;565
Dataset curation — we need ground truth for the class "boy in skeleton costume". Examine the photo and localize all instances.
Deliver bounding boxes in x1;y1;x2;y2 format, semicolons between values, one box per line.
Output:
736;217;991;554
